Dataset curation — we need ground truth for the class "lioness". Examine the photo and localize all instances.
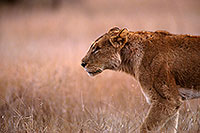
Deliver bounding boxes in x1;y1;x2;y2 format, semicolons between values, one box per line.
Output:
81;27;200;133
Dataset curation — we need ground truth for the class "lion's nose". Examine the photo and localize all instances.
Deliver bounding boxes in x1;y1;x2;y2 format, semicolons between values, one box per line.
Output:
81;62;87;68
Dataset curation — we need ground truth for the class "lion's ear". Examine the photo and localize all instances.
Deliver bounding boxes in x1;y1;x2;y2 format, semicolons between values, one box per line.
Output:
108;27;120;36
109;28;129;49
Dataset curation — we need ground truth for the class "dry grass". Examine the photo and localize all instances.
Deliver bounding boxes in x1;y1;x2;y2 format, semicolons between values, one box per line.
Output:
0;0;200;132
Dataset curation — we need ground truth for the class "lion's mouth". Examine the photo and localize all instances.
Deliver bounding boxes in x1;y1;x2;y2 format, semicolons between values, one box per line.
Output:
87;69;102;76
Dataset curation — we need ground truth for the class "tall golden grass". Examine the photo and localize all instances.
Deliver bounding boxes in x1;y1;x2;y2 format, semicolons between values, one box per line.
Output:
0;0;200;132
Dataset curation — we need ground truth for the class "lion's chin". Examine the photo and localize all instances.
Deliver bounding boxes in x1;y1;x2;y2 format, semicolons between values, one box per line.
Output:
87;69;102;77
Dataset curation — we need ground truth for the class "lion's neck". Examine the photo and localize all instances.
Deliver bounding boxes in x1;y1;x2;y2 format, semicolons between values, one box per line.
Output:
119;40;144;79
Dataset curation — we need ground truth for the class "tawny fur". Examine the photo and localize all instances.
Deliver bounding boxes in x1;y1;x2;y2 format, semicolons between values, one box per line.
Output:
81;27;200;133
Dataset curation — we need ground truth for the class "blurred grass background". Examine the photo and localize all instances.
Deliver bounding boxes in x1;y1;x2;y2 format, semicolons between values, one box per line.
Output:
0;0;200;132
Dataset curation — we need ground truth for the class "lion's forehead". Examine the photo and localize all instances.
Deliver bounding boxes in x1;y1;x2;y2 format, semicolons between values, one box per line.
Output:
90;41;96;48
90;34;106;48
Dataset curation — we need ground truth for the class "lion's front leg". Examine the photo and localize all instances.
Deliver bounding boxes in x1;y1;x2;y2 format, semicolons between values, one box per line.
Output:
139;61;184;132
140;83;182;133
140;99;180;133
163;111;179;133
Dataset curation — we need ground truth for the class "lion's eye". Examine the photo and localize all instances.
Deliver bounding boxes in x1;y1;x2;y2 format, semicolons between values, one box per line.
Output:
92;46;101;54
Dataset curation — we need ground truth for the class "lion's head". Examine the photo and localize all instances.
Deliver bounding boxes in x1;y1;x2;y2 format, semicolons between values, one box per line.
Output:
81;27;129;76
